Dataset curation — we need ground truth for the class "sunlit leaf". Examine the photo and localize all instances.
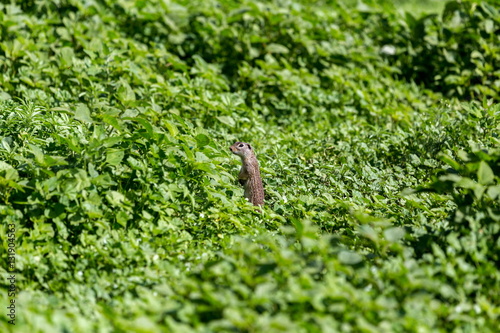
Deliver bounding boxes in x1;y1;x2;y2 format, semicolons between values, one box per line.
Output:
477;161;494;185
75;104;93;123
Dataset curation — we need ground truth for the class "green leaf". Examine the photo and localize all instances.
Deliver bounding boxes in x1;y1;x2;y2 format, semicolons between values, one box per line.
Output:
195;134;210;147
195;152;209;162
338;251;362;265
439;153;461;171
29;144;46;165
116;210;130;227
0;138;12;152
106;149;125;166
102;114;123;132
265;43;289;54
125;117;154;139
59;47;75;67
484;19;494;34
216;116;235;127
486;185;500;200
75;104;93;123
117;79;136;104
165;121;178;137
478;161;494;185
106;190;126;207
383;227;405;242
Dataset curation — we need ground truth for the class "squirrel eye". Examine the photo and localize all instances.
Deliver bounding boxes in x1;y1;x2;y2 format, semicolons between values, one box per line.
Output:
238;144;244;148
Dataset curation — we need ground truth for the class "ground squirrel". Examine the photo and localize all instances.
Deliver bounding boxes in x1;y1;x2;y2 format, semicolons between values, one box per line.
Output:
230;142;264;207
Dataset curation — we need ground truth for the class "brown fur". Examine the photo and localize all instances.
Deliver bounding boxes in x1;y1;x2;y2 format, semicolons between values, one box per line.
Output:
229;142;264;207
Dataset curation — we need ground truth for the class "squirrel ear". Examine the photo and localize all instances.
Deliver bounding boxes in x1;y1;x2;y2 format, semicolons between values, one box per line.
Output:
247;144;252;149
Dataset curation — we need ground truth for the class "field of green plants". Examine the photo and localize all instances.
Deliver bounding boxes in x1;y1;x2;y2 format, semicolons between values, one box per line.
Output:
0;0;499;332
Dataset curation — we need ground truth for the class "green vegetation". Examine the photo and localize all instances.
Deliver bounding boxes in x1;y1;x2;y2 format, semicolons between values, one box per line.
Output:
0;0;499;331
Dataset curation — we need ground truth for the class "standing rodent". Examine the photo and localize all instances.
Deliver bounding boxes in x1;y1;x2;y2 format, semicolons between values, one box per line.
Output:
229;142;264;207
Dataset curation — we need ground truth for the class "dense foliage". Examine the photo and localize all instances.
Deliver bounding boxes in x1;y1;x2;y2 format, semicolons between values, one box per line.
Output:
0;0;499;332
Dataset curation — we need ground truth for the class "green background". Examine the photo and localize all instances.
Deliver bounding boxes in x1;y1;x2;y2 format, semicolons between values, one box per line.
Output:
0;0;499;332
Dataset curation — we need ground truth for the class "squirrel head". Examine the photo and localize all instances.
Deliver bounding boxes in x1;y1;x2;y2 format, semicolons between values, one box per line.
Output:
230;142;253;158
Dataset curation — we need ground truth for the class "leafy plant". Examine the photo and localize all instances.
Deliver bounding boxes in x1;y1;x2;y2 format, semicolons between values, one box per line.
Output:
0;0;499;332
375;1;500;100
